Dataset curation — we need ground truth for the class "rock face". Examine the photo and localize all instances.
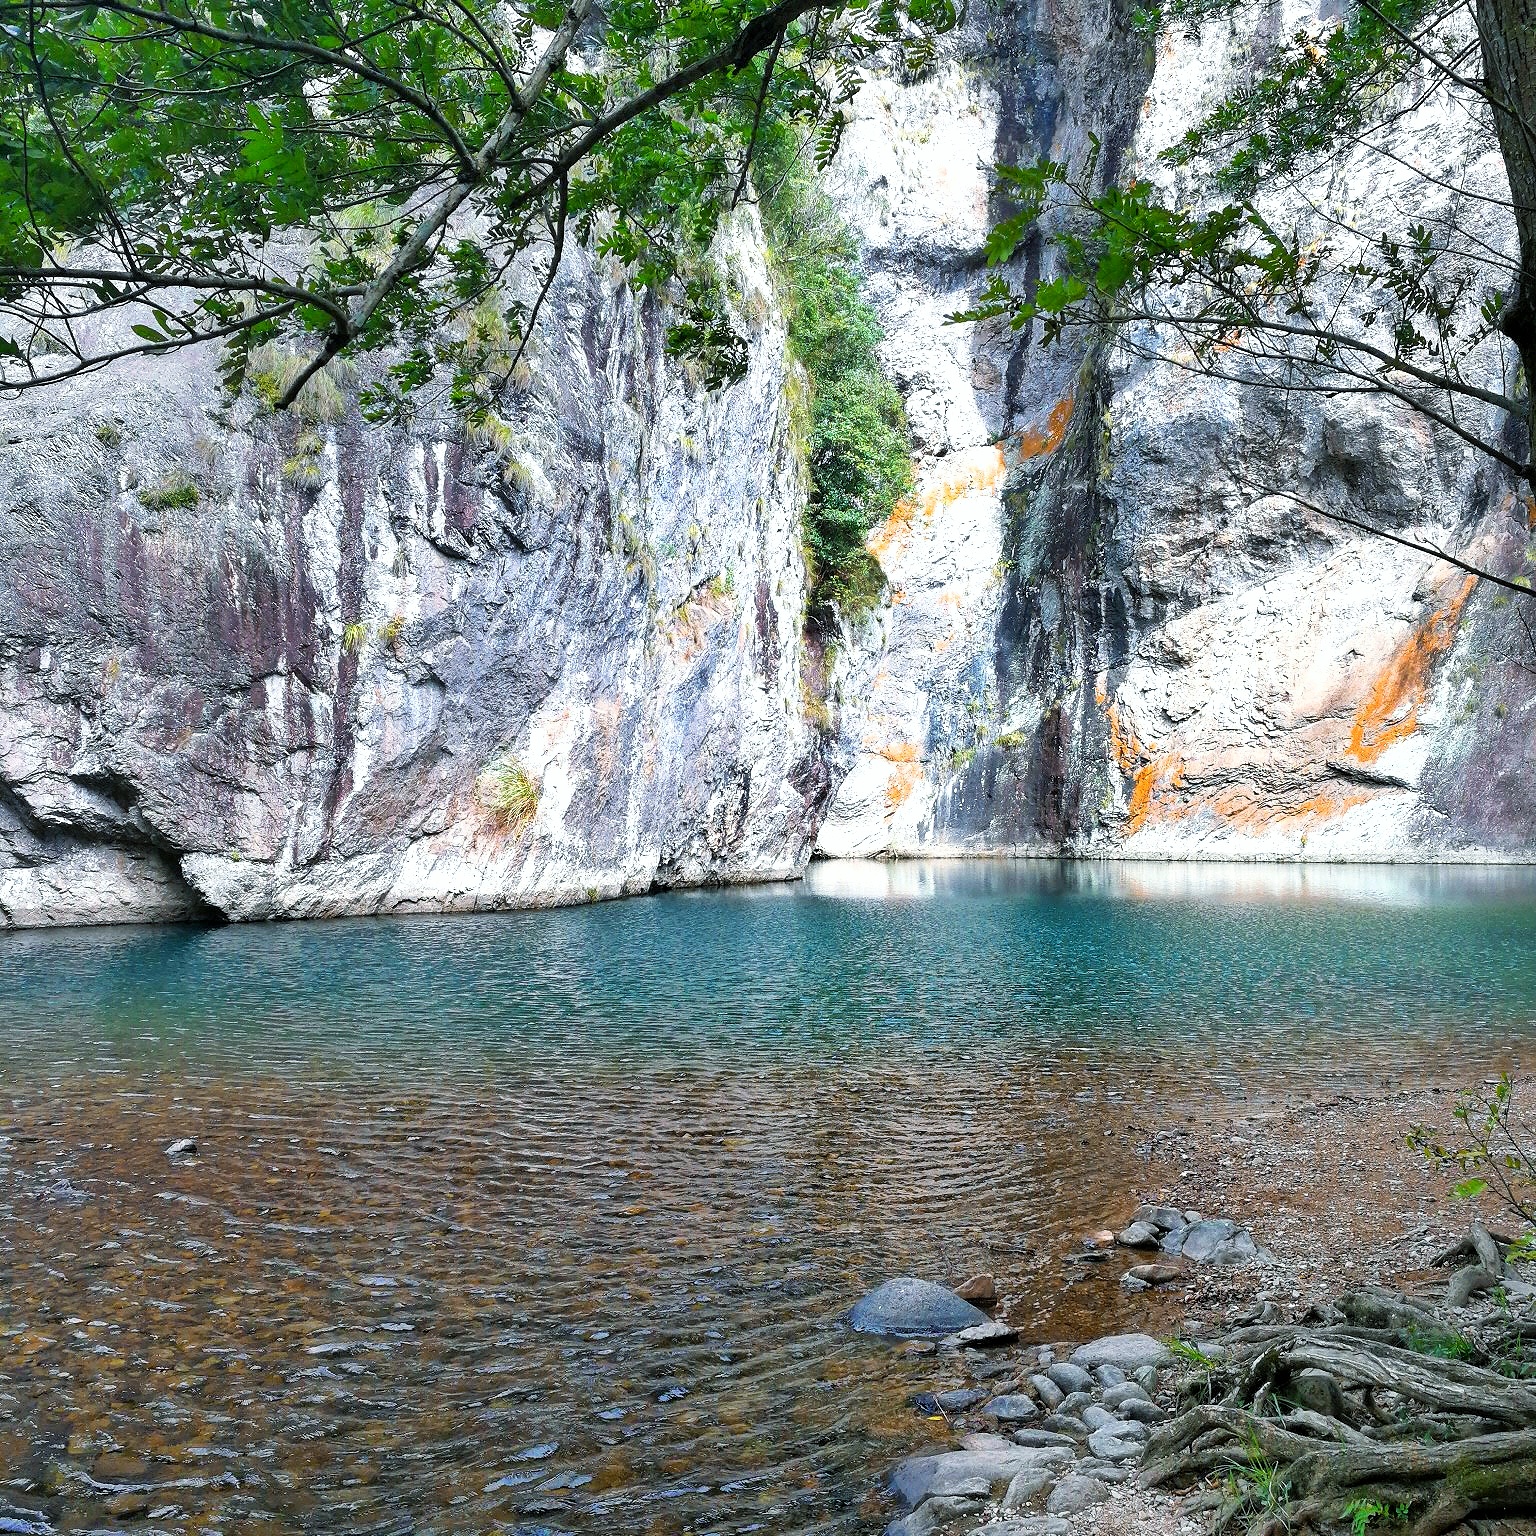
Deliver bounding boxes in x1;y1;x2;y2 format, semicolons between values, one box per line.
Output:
4;0;1534;929
0;217;822;925
817;0;1536;862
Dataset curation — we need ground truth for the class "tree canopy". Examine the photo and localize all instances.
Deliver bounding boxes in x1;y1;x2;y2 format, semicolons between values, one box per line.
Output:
0;0;954;416
961;0;1535;509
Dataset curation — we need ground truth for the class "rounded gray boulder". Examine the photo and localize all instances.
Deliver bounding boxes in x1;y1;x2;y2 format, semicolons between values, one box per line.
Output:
849;1277;991;1337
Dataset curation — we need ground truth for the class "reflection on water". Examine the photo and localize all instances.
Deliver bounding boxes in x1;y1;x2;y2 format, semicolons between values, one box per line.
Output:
3;860;1536;1534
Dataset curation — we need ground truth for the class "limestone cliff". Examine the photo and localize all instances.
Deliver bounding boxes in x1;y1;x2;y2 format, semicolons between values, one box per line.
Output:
819;0;1535;861
0;220;821;925
2;0;1532;930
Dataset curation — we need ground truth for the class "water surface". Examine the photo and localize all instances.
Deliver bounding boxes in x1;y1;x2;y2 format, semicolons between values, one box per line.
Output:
3;860;1535;1534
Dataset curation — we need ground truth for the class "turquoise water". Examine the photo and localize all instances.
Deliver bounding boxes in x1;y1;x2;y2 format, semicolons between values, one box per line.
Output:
3;859;1536;1535
5;860;1536;1075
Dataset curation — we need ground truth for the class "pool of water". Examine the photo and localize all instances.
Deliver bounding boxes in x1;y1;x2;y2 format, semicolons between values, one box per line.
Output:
3;859;1536;1534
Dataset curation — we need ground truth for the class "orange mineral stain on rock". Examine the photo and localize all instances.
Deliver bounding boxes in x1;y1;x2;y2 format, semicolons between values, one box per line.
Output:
866;445;1007;566
1010;394;1075;463
884;761;923;812
1346;576;1476;765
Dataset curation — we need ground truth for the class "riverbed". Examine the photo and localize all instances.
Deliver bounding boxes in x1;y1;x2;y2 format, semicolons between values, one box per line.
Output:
3;860;1535;1534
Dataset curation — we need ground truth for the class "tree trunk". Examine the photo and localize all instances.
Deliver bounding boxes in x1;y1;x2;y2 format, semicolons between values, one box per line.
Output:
1478;0;1536;482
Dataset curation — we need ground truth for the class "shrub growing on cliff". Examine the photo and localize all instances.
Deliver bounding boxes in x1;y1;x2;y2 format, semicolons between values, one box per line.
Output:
476;756;540;836
754;124;912;623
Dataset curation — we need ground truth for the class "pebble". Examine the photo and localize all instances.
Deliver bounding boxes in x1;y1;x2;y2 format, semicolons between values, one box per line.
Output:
1029;1373;1064;1409
955;1273;997;1305
163;1138;196;1159
1046;1474;1110;1514
947;1319;1018;1348
1044;1363;1091;1395
1093;1364;1125;1388
1127;1262;1183;1287
1134;1365;1161;1395
1117;1397;1167;1424
1115;1221;1160;1248
1011;1428;1077;1449
983;1395;1038;1424
1082;1405;1116;1431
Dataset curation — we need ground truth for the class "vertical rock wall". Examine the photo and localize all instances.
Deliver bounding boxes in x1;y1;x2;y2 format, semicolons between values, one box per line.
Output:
0;219;822;925
818;0;1536;861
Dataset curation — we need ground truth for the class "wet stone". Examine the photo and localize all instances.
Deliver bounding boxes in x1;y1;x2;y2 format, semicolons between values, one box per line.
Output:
851;1279;990;1339
983;1395;1038;1424
1029;1374;1064;1409
1011;1428;1077;1449
1115;1221;1160;1248
955;1273;997;1305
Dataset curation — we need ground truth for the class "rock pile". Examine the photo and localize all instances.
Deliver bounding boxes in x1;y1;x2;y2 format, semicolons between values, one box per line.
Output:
885;1333;1173;1535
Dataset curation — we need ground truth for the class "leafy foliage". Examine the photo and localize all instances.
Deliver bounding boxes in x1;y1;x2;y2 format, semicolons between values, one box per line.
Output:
0;0;957;413
755;123;910;620
1409;1073;1536;1262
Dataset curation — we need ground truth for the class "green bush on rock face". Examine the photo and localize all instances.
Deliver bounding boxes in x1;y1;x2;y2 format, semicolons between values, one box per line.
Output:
755;126;912;625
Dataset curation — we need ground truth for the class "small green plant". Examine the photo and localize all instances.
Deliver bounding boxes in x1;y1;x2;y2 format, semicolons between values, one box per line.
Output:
341;622;369;656
283;427;327;486
139;471;200;511
994;730;1029;752
94;419;122;447
1409;1074;1536;1261
1404;1324;1473;1361
380;614;406;652
1166;1337;1220;1371
245;343;348;424
1221;1427;1285;1520
476;756;539;834
465;409;514;453
1343;1497;1412;1536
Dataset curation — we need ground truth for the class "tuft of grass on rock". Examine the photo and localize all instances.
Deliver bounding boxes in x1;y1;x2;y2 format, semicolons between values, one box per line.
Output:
476;756;540;835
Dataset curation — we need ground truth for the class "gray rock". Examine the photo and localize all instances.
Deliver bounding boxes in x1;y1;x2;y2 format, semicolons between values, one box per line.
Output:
984;1395;1039;1424
1120;1274;1150;1293
1075;1460;1130;1484
851;1279;990;1338
1087;1427;1145;1461
1117;1397;1167;1425
934;1387;989;1414
1059;1391;1092;1415
1041;1413;1087;1437
1011;1429;1078;1449
1127;1261;1184;1287
1082;1405;1116;1431
1044;1362;1092;1395
1000;1464;1055;1510
977;1521;1071;1536
1289;1368;1347;1420
1070;1333;1171;1373
1101;1382;1152;1411
1134;1365;1161;1395
1047;1475;1110;1515
1163;1218;1261;1266
947;1318;1019;1348
164;1137;197;1158
1093;1364;1126;1388
886;1493;988;1536
1029;1373;1064;1410
1134;1206;1187;1233
1115;1221;1161;1248
891;1438;1071;1508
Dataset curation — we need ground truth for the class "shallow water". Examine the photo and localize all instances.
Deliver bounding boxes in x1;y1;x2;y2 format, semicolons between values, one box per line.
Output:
3;859;1536;1534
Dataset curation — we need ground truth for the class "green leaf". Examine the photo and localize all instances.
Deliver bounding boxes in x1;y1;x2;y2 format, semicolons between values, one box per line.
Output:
1454;1178;1488;1201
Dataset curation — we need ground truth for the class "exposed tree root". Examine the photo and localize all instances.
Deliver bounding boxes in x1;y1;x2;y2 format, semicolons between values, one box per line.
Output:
1141;1286;1536;1536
